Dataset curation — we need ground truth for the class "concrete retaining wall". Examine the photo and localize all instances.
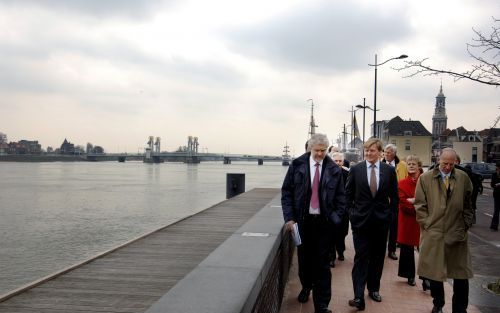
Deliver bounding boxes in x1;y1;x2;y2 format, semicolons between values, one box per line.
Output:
144;193;293;313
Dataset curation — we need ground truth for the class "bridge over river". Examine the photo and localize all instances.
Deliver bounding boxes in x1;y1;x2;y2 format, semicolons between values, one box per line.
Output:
86;152;284;164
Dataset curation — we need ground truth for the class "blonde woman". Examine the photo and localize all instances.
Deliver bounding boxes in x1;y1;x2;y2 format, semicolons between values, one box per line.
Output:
396;155;422;286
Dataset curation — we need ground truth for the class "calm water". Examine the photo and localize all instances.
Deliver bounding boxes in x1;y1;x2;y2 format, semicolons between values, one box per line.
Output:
0;161;287;295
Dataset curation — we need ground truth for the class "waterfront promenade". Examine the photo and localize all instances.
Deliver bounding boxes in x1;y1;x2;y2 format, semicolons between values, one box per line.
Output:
1;186;497;313
0;188;281;313
280;231;482;313
280;189;500;313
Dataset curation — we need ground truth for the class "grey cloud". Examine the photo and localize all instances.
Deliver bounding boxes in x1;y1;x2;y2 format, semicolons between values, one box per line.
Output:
0;35;244;101
0;59;56;94
0;0;175;19
225;2;413;73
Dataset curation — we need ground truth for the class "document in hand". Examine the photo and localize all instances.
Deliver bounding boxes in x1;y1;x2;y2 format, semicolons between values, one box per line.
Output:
292;223;302;246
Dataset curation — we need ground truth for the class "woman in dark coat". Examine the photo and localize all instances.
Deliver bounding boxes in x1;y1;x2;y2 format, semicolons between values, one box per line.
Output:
396;155;423;286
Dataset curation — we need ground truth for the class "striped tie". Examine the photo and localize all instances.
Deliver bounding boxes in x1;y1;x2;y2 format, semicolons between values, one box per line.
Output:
370;164;377;197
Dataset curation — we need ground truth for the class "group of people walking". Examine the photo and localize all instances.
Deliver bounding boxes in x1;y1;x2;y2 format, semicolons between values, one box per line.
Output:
281;133;476;313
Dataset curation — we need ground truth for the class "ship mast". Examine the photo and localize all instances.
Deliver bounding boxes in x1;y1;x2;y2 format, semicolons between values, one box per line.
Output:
307;99;317;138
282;142;290;158
282;141;291;166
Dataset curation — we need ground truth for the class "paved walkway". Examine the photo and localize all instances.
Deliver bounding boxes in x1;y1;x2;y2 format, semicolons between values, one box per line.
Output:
279;229;483;313
0;188;279;313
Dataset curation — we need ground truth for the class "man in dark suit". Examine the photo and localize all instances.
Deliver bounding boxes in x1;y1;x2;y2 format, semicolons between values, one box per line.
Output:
346;138;398;310
382;144;408;260
282;133;346;313
329;152;350;267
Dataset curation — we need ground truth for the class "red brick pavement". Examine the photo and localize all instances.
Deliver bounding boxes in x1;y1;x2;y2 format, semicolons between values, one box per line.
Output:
279;230;482;313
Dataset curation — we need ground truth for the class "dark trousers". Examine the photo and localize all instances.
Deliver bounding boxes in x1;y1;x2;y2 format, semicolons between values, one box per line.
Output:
351;226;388;299
297;215;332;311
471;192;478;224
397;244;415;279
331;216;349;260
430;279;468;313
387;211;398;253
491;195;500;230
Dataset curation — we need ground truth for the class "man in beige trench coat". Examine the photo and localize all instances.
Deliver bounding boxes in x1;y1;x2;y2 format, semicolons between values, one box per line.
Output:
415;148;473;313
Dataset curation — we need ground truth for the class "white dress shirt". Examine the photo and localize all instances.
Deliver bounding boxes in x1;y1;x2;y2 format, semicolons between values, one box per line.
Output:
309;155;323;214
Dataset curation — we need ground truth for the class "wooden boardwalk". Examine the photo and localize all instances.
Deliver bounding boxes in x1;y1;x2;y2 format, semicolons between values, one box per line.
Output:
0;188;280;313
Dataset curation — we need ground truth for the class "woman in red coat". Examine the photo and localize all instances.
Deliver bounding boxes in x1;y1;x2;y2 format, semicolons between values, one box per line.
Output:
397;155;422;286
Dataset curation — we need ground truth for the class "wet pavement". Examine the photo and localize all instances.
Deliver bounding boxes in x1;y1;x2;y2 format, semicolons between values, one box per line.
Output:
467;185;500;313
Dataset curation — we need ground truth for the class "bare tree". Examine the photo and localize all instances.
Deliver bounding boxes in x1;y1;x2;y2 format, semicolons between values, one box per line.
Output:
395;17;499;86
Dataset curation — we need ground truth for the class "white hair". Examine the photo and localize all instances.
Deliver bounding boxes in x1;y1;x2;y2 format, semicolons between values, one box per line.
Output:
384;143;397;154
331;152;344;161
308;133;329;148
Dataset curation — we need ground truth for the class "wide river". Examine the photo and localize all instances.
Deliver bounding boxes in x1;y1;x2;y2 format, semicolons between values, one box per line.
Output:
0;161;288;295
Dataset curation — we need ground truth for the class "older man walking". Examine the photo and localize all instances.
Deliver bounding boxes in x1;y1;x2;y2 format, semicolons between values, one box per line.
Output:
415;148;473;313
281;133;346;313
382;144;408;260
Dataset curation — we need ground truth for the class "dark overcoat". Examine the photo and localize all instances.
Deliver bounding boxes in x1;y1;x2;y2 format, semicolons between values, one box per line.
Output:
281;153;346;225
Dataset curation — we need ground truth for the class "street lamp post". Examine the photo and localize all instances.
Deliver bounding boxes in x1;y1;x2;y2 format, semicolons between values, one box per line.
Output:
368;54;408;138
356;98;367;144
351;106;362;148
356;98;379;159
350;106;360;148
356;98;379;144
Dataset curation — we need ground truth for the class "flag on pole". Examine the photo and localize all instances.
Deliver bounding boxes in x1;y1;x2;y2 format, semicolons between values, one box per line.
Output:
353;113;360;138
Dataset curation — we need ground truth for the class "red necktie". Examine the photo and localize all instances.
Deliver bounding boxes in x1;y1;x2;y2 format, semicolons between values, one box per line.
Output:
310;162;320;209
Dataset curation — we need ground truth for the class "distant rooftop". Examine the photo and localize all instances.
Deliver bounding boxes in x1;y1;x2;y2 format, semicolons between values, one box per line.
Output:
385;116;432;136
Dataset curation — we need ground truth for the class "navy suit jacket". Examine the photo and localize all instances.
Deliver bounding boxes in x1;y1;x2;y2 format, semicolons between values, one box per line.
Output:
281;153;346;225
346;161;398;230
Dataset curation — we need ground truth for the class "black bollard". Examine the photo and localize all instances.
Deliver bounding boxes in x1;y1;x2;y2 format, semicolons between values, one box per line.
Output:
226;173;245;199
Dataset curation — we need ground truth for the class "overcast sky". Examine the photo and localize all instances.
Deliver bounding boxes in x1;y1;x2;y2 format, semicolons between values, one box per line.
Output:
0;0;498;155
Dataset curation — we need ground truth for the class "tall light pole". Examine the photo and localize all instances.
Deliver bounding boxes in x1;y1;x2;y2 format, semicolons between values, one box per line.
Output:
356;99;378;160
349;106;360;148
356;98;379;144
356;98;368;144
342;124;348;151
368;54;408;138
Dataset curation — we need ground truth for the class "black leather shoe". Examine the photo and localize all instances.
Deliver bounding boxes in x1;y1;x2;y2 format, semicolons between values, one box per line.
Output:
422;279;430;291
388;251;398;260
330;259;335;268
407;278;416;286
298;288;311;303
368;291;382;302
315;309;332;313
431;305;443;313
348;298;365;311
338;254;345;261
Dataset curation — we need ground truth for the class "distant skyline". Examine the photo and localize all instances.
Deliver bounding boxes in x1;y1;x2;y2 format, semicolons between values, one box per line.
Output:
0;0;498;156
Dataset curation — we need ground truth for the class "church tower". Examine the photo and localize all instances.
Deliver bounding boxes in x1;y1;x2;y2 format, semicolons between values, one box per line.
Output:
432;84;447;140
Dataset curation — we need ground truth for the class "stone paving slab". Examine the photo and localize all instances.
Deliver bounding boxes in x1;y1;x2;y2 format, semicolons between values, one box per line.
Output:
280;190;500;313
279;228;484;313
